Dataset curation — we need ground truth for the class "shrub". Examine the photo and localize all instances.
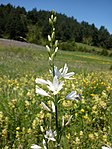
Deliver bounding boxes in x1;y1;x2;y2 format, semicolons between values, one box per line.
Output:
100;49;108;56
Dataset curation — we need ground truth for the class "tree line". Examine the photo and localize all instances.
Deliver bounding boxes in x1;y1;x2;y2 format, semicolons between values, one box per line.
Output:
0;3;112;49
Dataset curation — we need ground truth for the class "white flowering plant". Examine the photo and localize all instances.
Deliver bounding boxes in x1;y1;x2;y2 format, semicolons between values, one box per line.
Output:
32;11;80;149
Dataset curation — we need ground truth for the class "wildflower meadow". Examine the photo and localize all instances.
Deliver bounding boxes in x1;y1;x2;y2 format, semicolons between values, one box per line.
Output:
0;11;112;149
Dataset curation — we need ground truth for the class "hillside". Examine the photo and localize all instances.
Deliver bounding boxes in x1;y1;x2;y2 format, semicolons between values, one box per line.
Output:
0;39;112;77
0;3;112;49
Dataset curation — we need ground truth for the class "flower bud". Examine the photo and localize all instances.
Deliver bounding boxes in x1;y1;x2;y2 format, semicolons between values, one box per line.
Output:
51;14;54;20
40;126;44;132
51;53;55;60
54;47;58;53
49;57;52;62
49;18;52;24
46;45;50;53
53;16;57;22
53;28;55;31
55;40;58;47
51;32;55;39
48;35;51;41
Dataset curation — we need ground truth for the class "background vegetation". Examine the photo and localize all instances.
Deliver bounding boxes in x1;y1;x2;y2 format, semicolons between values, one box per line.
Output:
0;3;112;50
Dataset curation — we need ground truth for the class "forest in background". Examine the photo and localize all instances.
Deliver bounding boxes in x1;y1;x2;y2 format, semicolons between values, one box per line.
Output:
0;3;112;50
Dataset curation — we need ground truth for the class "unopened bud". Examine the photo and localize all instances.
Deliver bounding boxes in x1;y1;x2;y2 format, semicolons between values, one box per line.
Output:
49;57;52;62
51;53;55;60
48;35;51;42
53;16;57;22
51;14;54;20
51;32;55;39
49;18;52;24
40;126;44;132
46;45;50;53
55;40;58;47
55;47;58;53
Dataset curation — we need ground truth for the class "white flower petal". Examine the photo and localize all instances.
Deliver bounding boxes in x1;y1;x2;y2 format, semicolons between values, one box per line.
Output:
53;76;59;89
35;78;48;85
58;81;64;91
36;88;50;97
59;67;63;73
51;101;55;113
44;129;56;142
41;102;51;112
31;144;41;149
64;72;75;79
102;146;112;149
47;80;55;92
63;63;68;75
61;63;75;79
47;76;64;95
43;139;47;149
49;137;56;141
66;91;79;100
54;66;61;78
65;115;73;126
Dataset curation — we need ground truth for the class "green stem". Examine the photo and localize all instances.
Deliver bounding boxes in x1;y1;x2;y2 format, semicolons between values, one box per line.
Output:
55;95;60;148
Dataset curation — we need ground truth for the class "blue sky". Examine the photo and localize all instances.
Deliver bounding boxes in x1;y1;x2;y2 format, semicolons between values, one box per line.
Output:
0;0;112;34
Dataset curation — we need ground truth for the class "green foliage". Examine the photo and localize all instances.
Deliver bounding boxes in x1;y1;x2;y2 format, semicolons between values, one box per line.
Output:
0;44;112;77
100;49;109;56
59;41;76;51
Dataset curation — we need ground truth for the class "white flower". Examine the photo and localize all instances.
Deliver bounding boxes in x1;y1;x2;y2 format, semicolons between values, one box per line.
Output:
44;129;57;142
35;76;63;96
61;63;74;79
31;144;41;149
36;88;50;97
53;64;74;79
102;146;112;149
66;91;80;100
47;76;64;95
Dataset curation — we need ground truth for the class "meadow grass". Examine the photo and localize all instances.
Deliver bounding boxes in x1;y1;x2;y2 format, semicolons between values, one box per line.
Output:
0;45;112;77
0;44;112;148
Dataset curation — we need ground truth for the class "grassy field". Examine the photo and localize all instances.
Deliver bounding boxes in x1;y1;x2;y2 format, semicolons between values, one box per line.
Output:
0;40;112;148
0;41;112;77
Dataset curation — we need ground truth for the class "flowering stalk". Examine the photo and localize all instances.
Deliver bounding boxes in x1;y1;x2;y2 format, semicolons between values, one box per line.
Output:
34;10;80;149
47;11;60;147
46;11;58;76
